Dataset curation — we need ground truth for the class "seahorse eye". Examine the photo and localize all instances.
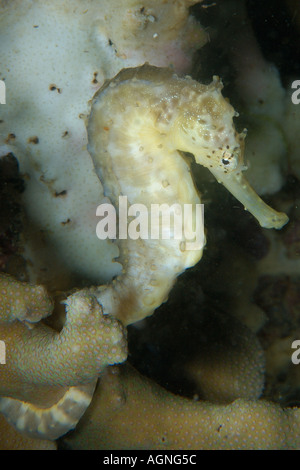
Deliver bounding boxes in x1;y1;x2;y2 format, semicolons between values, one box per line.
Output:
221;150;237;170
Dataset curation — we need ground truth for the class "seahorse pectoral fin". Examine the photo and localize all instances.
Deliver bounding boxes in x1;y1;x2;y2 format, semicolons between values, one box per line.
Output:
209;167;289;230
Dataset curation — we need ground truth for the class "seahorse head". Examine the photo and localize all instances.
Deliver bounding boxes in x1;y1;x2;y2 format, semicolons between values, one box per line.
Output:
172;75;247;175
90;64;288;231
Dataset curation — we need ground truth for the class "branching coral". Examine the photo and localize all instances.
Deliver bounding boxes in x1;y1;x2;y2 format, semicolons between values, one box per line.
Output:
0;272;53;324
0;56;292;450
65;364;300;450
0;273;127;439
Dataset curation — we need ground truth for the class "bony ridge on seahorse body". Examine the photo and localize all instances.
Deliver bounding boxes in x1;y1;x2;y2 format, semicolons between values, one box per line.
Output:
87;64;288;327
